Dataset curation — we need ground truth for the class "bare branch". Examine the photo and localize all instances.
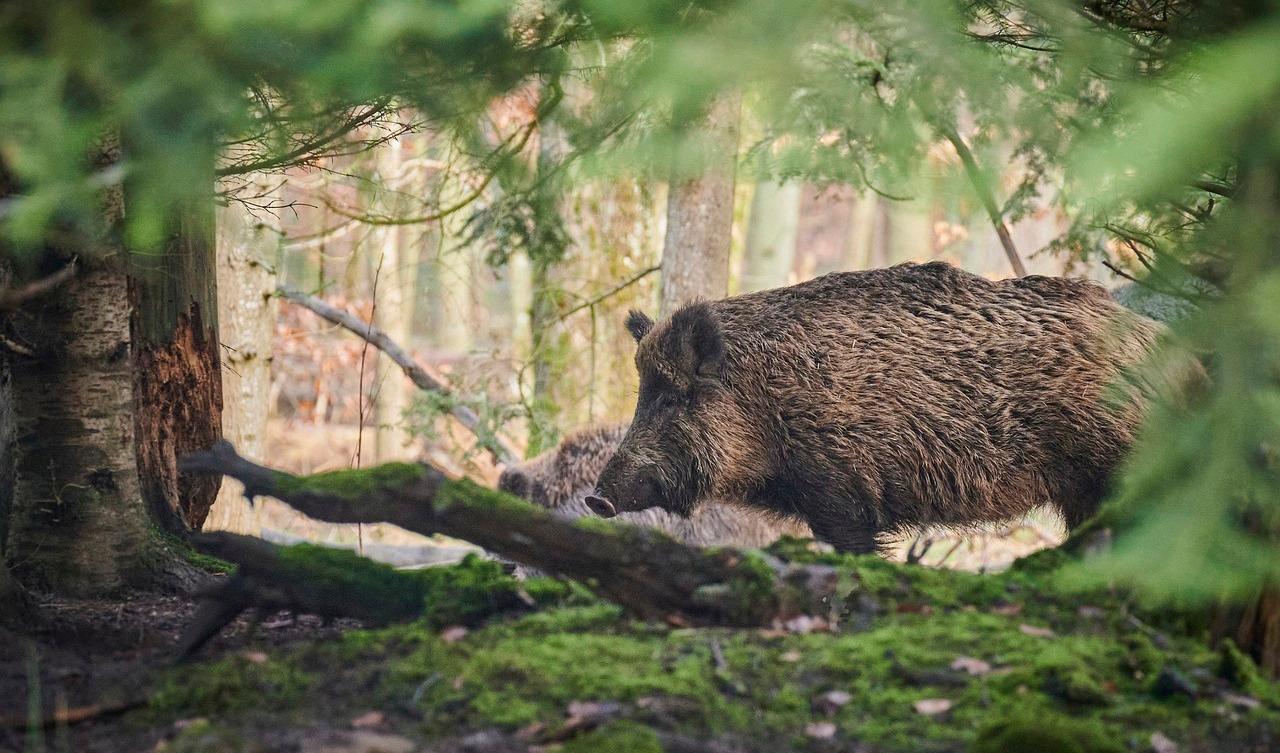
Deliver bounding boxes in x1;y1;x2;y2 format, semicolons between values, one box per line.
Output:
557;265;661;322
0;259;76;309
277;285;520;466
937;124;1027;277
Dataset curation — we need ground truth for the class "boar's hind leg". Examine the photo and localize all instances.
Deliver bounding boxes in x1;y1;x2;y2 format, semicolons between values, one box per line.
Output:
1056;475;1110;531
807;511;881;555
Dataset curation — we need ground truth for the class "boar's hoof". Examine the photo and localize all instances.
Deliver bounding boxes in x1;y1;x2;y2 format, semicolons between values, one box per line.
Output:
585;494;617;518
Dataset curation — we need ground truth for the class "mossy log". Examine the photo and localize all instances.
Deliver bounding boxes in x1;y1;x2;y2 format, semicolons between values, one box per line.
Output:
179;442;838;631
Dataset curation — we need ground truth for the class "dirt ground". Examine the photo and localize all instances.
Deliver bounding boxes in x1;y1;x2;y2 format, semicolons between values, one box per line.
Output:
0;587;358;753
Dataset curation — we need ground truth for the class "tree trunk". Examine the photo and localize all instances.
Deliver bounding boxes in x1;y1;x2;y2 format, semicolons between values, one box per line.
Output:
741;180;801;292
867;195;893;268
371;138;417;464
130;191;224;534
660;94;741;316
205;182;280;534
7;261;155;593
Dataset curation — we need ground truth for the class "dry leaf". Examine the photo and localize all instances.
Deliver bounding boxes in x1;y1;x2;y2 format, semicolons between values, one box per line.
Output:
913;698;953;716
805;722;837;739
1150;731;1179;753
241;651;269;665
1019;623;1055;638
815;690;852;714
350;711;385;729
950;657;991;676
781;650;803;663
440;626;468;643
1221;692;1261;710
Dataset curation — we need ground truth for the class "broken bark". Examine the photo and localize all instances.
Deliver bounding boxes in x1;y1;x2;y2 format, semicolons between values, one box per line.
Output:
278;285;519;465
179;442;838;631
129;177;224;533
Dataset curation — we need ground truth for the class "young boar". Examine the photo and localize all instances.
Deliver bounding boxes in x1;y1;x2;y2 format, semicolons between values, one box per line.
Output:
588;261;1168;554
498;423;809;548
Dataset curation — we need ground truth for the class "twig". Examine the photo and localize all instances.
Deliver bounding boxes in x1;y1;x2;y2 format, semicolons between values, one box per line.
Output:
905;535;935;565
0;259;76;309
278;285;519;466
556;265;661;322
0;696;143;730
937;124;1027;277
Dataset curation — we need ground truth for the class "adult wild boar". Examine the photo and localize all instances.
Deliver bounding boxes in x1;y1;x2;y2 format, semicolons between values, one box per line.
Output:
588;261;1167;554
499;423;809;548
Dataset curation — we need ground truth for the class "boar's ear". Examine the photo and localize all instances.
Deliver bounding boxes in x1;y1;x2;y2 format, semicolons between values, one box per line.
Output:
668;302;724;382
497;467;530;500
625;310;655;342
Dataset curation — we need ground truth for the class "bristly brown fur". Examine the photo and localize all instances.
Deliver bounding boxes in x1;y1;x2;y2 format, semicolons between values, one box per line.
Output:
498;424;809;548
596;261;1184;554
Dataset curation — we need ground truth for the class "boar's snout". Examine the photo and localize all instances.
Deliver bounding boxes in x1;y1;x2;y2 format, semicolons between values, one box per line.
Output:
584;493;617;518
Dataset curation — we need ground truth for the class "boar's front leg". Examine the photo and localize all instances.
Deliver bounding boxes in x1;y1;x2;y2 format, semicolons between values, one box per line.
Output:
806;507;881;555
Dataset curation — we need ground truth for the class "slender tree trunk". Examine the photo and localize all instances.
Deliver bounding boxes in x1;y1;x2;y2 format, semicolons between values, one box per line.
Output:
867;196;893;268
660;94;741;316
0;357;29;621
741;180;801;292
205;182;280;534
524;115;571;455
372;138;417;464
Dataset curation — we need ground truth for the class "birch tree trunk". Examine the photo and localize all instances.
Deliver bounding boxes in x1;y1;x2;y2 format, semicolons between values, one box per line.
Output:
741;180;801;292
7;260;155;593
206;181;280;534
659;94;741;316
4;139;219;594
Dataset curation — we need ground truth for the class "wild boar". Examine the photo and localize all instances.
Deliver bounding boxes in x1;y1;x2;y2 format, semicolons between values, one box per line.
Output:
498;423;809;548
588;261;1168;553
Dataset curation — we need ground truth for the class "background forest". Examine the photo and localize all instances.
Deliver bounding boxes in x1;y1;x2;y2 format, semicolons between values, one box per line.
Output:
2;1;1279;752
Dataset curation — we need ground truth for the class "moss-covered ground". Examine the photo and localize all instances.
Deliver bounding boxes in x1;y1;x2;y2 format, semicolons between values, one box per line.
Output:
133;541;1279;753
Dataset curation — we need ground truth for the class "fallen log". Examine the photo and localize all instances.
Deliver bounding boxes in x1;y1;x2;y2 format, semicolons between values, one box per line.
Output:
179;442;839;631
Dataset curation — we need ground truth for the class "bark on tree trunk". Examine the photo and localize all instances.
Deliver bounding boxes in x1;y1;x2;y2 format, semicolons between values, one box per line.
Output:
205;181;280;534
660;94;741;317
741;180;801;292
130;193;224;533
372;138;417;464
7;261;155;593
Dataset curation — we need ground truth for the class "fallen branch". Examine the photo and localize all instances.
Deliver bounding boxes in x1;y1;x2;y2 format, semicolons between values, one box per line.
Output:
180;442;839;632
278;285;519;466
0;259;76;309
0;695;143;730
937;124;1027;278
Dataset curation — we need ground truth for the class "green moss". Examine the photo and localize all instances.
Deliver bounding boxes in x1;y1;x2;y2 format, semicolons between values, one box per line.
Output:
147;525;234;575
272;462;426;500
139;547;1280;753
414;554;525;628
161;721;261;753
150;655;312;716
561;721;662;753
971;710;1125;753
268;548;532;628
275;543;427;622
1217;638;1275;702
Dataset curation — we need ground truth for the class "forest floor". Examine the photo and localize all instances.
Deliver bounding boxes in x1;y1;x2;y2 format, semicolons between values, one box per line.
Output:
2;542;1278;753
